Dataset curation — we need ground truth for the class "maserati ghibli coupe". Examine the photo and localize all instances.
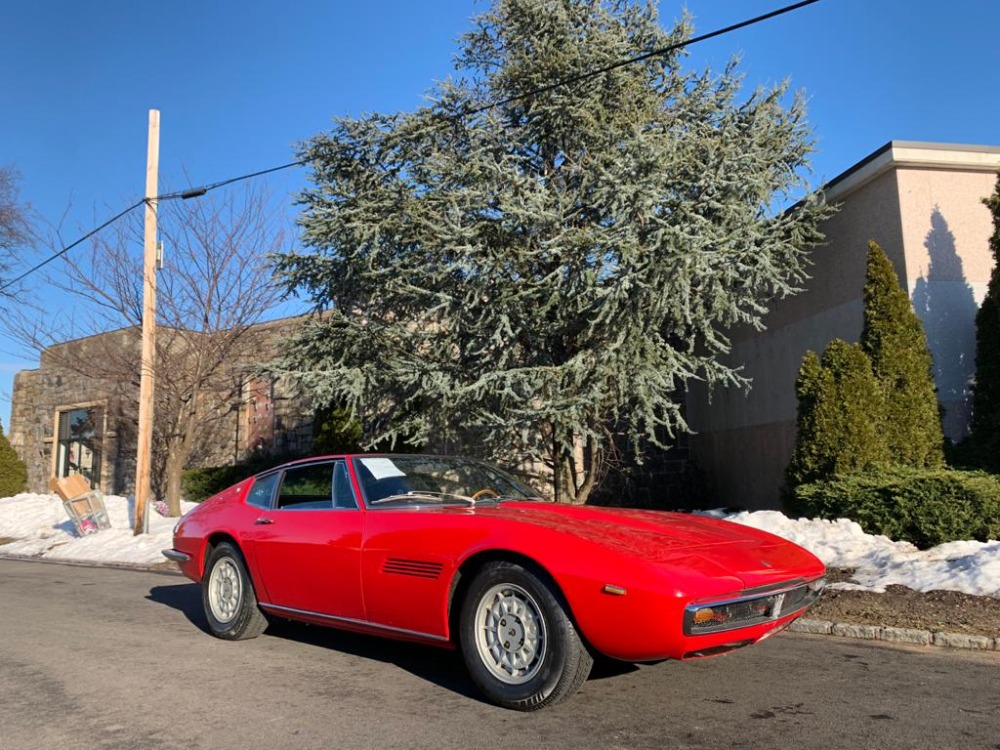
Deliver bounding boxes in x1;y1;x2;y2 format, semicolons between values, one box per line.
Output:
164;454;825;710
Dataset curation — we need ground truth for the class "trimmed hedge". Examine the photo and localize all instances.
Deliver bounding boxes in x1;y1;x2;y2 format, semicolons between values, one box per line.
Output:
785;341;889;491
790;467;1000;549
182;453;304;502
861;241;944;468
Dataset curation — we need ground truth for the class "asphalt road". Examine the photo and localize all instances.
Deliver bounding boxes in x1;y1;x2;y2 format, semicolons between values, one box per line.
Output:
1;559;997;750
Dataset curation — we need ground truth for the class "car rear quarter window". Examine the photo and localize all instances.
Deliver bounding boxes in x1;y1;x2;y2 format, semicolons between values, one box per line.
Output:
246;473;278;509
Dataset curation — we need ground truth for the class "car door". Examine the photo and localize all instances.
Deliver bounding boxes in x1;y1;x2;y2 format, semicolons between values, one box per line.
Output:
243;459;365;621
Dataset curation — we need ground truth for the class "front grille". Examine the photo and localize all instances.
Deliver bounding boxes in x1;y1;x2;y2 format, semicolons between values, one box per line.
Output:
777;582;816;615
683;578;825;636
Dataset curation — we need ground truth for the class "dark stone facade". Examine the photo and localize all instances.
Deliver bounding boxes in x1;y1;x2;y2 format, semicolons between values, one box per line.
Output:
8;316;316;495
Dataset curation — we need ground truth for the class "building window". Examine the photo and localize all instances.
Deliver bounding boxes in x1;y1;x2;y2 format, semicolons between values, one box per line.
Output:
56;407;103;488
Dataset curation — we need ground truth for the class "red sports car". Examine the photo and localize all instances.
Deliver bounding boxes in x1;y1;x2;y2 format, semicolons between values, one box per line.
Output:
164;454;825;710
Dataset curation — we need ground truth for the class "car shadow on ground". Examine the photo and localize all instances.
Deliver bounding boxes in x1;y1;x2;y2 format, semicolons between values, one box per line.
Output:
147;582;212;633
146;580;639;703
268;619;484;700
147;581;482;701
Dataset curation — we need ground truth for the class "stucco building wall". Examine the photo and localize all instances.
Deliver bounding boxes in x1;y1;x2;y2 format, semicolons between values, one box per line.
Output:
896;165;996;437
687;142;1000;510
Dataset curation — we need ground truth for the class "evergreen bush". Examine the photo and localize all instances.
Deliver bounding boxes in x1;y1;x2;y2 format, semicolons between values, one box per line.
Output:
861;241;944;467
786;240;947;508
0;419;28;498
310;404;364;455
792;467;1000;549
785;340;888;492
970;174;1000;471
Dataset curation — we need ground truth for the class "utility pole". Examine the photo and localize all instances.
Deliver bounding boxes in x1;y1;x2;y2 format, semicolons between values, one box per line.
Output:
133;109;160;536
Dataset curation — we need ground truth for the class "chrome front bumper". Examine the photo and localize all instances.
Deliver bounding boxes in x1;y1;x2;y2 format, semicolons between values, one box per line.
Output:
683;577;826;636
161;549;191;563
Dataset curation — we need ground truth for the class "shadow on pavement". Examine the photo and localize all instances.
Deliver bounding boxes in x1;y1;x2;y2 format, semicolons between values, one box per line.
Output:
269;619;482;701
145;580;483;701
588;656;641;680
147;582;212;634
147;579;640;701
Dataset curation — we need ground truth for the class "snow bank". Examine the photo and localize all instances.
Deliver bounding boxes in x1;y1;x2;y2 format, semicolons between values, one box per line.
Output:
714;510;1000;599
0;492;197;565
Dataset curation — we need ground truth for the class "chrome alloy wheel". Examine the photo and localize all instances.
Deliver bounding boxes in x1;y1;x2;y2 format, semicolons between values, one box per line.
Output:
474;583;547;685
207;557;242;624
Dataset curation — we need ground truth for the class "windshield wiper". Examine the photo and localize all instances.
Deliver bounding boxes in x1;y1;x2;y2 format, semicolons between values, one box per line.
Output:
369;491;477;506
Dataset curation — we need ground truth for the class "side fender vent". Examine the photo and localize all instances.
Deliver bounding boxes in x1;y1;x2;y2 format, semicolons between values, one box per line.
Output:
382;558;444;579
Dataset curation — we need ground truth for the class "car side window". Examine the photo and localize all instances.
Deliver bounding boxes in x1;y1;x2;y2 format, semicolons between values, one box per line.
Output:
277;463;335;510
246;473;279;509
332;460;358;509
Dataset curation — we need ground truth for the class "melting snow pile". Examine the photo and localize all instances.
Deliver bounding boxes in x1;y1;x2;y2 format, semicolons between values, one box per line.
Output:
714;510;1000;599
0;492;197;565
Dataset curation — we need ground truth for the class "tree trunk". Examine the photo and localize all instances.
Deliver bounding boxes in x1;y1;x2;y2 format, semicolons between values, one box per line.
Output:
548;428;594;505
164;445;187;517
162;393;201;516
550;432;602;506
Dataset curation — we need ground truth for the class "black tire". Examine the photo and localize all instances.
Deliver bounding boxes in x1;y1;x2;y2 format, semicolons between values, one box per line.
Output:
459;561;593;711
202;541;269;640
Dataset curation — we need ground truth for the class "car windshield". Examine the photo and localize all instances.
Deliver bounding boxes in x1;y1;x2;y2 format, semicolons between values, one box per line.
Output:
353;456;536;507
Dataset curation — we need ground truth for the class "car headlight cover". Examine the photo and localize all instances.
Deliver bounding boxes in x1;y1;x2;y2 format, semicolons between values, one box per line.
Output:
684;578;825;635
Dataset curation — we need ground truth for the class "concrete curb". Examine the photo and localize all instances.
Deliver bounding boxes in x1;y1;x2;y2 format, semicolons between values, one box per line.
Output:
0;552;182;576
790;617;999;651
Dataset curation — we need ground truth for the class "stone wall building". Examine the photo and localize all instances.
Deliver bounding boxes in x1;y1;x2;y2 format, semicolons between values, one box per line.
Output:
686;141;1000;509
8;316;316;495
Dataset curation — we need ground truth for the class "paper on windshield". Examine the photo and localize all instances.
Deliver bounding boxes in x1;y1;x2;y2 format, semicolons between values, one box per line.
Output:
359;457;406;481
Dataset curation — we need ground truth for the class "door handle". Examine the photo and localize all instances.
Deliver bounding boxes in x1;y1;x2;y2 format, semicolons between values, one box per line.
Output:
254;517;274;525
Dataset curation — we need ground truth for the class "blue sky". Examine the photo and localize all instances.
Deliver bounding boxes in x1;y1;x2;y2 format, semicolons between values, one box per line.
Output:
2;0;999;424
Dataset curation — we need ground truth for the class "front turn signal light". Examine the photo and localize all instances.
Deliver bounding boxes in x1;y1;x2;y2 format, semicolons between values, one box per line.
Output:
693;607;716;624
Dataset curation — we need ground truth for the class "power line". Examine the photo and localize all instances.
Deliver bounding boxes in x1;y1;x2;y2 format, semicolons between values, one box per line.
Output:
4;0;820;292
154;0;819;203
0;199;146;295
464;0;820;116
158;158;311;202
164;0;821;201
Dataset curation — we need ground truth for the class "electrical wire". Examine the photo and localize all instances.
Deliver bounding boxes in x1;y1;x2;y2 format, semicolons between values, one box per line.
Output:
157;158;311;202
4;0;820;291
0;199;147;295
164;0;821;200
463;0;820;116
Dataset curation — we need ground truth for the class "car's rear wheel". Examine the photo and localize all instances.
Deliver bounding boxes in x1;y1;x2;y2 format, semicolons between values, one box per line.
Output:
459;561;593;710
202;541;268;640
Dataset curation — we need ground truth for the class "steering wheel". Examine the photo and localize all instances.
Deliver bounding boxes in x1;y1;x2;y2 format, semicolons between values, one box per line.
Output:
470;488;500;501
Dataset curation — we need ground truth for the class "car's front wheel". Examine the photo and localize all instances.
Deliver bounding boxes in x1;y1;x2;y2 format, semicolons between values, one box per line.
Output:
202;541;269;640
459;561;593;710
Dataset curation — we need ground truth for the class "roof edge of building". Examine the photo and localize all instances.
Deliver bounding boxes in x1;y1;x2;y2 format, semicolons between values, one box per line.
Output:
823;141;1000;203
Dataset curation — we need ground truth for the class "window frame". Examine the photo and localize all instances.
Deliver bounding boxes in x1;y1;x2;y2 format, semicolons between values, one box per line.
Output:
269;459;359;512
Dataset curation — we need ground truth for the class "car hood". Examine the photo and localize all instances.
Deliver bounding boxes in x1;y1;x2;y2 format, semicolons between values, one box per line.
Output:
473;502;824;588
